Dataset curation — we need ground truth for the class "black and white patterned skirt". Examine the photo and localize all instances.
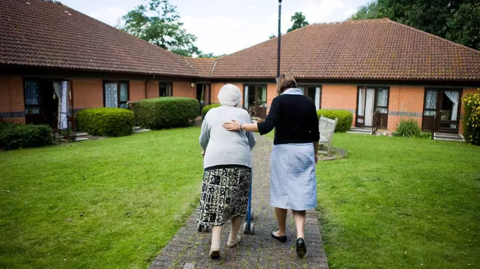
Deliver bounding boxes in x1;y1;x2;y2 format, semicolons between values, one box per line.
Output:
197;165;252;226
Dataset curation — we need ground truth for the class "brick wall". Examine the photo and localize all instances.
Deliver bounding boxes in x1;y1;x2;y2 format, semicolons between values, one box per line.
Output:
173;81;195;99
147;80;159;98
321;84;357;127
72;79;103;109
130;80;145;101
388;85;425;131
0;75;25;123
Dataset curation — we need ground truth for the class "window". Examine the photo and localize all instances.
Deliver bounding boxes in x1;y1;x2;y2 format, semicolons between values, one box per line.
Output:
298;85;322;110
424;90;438;116
104;81;129;108
160;82;173;97
24;80;41;114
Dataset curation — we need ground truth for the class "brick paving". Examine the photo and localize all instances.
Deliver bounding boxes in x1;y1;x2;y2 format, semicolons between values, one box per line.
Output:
149;135;329;269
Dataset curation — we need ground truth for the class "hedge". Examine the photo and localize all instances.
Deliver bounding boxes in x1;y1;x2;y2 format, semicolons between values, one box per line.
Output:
0;123;53;150
202;104;221;119
462;90;480;145
316;109;353;132
132;97;199;130
76;108;134;137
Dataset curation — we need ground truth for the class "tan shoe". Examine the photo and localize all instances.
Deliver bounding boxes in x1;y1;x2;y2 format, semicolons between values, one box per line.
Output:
209;247;220;259
226;235;242;248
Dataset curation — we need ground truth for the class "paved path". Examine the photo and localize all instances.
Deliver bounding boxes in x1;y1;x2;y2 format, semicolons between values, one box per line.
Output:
149;135;329;269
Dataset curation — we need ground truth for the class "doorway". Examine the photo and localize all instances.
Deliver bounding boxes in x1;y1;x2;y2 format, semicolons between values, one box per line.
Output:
24;79;72;129
244;85;267;118
422;88;461;133
196;83;211;114
356;87;389;129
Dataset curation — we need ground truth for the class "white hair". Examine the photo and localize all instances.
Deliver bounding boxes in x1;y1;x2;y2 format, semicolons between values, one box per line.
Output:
218;84;241;107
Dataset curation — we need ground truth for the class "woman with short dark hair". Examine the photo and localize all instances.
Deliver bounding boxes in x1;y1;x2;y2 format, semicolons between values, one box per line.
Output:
223;74;319;258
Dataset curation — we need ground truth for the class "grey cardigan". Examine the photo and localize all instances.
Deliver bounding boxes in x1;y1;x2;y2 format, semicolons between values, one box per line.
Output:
199;106;256;169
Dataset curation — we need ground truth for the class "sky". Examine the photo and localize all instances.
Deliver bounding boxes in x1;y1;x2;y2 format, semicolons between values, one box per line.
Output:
61;0;371;56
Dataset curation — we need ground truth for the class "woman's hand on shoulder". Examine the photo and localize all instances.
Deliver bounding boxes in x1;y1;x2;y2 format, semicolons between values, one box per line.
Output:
223;119;240;132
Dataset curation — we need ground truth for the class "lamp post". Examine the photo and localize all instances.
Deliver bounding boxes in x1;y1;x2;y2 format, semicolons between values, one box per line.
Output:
277;0;282;78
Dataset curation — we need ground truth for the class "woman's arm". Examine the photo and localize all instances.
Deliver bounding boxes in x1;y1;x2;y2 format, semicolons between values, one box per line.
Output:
222;120;258;132
199;118;210;150
223;98;280;134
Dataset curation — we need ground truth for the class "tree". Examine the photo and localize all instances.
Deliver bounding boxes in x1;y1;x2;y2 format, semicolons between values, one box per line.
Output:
287;12;309;33
119;0;202;57
269;34;276;39
350;0;480;50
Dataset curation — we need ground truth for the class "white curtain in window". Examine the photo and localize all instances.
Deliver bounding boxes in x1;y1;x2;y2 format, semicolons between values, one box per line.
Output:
425;90;437;109
357;88;365;116
61;81;68;129
315;87;321;110
52;81;68;129
244;86;249;109
444;91;459;121
25;81;39;105
105;83;118;108
365;89;375;126
376;89;388;107
260;86;267;107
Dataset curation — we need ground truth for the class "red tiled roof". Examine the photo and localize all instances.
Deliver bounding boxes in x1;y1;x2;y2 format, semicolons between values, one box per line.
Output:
210;19;480;81
185;57;217;77
0;0;197;77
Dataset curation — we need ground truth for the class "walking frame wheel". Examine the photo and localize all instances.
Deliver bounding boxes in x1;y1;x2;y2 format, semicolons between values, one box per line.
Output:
243;222;255;234
197;223;209;233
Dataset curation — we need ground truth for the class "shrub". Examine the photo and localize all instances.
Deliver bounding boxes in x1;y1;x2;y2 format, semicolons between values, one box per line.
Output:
132;97;199;130
462;89;480;145
76;108;134;137
393;119;422;137
0;123;53;150
316;109;354;132
202;104;221;119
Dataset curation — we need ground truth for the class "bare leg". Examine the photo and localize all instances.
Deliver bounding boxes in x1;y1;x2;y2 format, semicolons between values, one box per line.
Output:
273;207;288;236
292;210;306;239
229;216;243;242
211;225;222;249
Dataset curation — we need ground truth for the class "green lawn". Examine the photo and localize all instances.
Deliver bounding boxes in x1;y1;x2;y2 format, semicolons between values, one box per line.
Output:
2;128;479;268
315;134;480;269
0;127;204;269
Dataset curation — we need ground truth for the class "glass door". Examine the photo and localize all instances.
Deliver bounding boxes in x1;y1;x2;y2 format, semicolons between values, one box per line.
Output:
244;85;267;118
422;89;461;133
356;87;389;128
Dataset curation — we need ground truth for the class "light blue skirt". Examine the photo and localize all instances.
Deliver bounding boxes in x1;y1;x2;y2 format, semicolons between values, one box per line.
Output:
270;143;317;210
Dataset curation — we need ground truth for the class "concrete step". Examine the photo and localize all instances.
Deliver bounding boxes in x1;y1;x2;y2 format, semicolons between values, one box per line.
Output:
434;132;465;142
134;128;151;134
73;132;88;137
347;131;373;135
75;137;89;142
347;128;373;135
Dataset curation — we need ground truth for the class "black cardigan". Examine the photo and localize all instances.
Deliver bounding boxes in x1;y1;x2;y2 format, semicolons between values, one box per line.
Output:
257;94;320;145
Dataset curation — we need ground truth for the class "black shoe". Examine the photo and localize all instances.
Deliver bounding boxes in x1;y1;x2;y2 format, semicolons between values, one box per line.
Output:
296;238;307;257
271;231;287;243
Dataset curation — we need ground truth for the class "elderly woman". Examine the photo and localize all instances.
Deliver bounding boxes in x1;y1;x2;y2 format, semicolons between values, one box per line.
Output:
223;74;319;258
197;84;256;259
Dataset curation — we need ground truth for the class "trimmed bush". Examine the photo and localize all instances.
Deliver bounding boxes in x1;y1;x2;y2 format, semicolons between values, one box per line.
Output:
316;109;354;132
76;108;134;137
393;119;422;137
132;97;199;130
462;90;480;145
0;123;53;150
202;104;221;119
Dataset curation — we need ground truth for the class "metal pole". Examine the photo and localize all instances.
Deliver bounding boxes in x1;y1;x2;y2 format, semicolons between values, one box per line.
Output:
277;0;282;78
